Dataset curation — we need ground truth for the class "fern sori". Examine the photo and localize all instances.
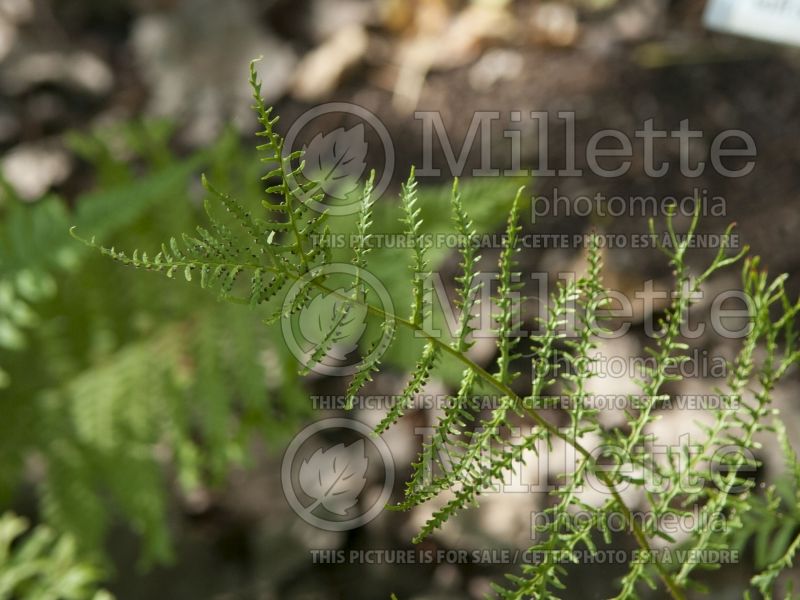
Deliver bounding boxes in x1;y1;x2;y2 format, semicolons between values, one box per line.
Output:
80;62;800;599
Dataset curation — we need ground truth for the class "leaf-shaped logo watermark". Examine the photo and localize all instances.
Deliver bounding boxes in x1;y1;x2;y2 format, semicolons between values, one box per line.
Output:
303;125;368;199
282;417;395;530
281;263;395;377
282;102;395;216
298;440;368;516
299;287;368;360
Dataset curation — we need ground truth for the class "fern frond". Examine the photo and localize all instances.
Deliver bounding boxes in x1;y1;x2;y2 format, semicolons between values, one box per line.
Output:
398;180;483;504
495;186;525;386
400;167;430;327
400;368;479;504
344;319;397;410
748;422;800;597
74;62;800;600
353;171;376;273
0;512;111;600
450;178;481;353
375;341;439;434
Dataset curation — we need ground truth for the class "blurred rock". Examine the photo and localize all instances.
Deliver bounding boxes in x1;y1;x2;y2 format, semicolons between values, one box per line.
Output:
1;141;72;200
0;0;33;23
611;0;667;42
468;48;524;92
131;0;297;144
437;3;516;68
251;514;345;598
1;50;113;96
584;335;643;429
306;0;374;42
393;3;516;110
530;3;579;48
644;388;716;462
467;577;494;599
432;563;462;590
292;24;369;102
25;91;68;131
0;16;15;61
0;0;32;61
476;457;542;548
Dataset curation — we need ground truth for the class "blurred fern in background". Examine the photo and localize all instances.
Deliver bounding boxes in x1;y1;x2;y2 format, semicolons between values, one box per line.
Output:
0;120;308;571
0;512;110;600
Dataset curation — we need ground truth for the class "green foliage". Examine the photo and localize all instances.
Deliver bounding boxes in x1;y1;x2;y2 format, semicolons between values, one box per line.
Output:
0;512;110;600
81;61;800;599
0;120;308;569
740;422;800;599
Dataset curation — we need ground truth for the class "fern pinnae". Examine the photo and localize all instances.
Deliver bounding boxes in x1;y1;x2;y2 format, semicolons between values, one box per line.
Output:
298;301;355;376
400;167;429;327
400;180;482;505
249;59;321;276
612;209;712;477
749;421;800;598
499;278;591;600
351;170;376;304
344;355;378;411
676;264;800;587
374;340;439;435
542;239;607;561
371;168;439;434
354;170;376;272
398;370;479;508
564;236;605;439
343;320;397;410
339;172;390;407
450;178;481;353
495;186;525;387
751;530;800;598
600;212;749;597
413;425;548;544
201;174;264;257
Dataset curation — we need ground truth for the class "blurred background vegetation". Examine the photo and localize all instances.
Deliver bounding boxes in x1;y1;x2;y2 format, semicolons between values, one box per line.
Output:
0;0;799;598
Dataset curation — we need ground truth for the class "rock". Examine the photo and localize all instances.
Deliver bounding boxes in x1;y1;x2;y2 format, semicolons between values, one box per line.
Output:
468;48;524;92
131;0;297;144
530;2;579;48
1;141;72;200
584;335;644;429
0;0;34;23
611;0;666;42
0;16;16;61
392;3;517;110
291;24;369;102
1;50;113;96
646;385;718;446
0;0;32;61
306;0;374;43
438;3;517;68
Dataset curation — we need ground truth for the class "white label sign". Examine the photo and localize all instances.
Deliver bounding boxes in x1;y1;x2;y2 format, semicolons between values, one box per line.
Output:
704;0;800;47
